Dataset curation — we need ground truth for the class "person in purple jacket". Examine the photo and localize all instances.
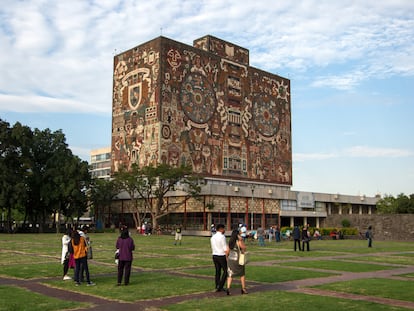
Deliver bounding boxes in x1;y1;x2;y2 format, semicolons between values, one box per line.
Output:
116;226;135;286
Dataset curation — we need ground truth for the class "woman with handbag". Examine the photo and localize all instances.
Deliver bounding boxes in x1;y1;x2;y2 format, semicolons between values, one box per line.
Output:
226;229;248;295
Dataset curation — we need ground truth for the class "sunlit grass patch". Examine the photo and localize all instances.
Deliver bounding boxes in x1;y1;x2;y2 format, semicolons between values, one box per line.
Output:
313;278;414;302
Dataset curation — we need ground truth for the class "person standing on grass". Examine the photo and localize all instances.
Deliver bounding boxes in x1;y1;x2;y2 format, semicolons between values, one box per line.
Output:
71;230;95;286
292;225;301;251
366;225;373;247
61;228;72;280
116;226;135;286
174;225;182;245
210;224;228;292
301;225;310;251
226;229;248;295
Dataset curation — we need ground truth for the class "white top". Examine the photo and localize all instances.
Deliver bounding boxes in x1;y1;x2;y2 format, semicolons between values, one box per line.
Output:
61;234;71;264
210;231;227;256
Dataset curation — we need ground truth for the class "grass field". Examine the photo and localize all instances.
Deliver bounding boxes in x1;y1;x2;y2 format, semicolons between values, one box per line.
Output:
0;233;413;311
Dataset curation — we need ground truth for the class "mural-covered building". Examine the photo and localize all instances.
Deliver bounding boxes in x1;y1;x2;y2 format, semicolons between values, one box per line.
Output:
112;35;291;186
110;35;377;231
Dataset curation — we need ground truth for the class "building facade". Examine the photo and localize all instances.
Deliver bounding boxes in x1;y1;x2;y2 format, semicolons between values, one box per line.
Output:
109;35;377;231
90;147;111;179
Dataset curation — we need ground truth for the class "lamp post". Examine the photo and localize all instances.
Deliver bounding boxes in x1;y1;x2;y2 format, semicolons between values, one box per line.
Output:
250;185;255;231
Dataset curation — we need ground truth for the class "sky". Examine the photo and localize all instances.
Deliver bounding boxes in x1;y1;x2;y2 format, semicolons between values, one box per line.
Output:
1;0;413;197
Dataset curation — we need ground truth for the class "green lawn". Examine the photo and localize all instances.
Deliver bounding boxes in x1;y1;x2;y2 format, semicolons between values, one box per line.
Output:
313;278;414;302
0;233;413;311
0;285;89;311
164;290;410;311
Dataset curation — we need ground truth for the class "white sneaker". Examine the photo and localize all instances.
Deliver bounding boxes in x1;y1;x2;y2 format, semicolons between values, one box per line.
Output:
63;275;72;280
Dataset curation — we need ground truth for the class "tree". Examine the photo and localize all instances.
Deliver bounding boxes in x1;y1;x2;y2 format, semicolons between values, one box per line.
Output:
89;178;119;230
114;163;202;230
376;195;397;214
0;120;32;232
376;193;414;214
0;118;92;232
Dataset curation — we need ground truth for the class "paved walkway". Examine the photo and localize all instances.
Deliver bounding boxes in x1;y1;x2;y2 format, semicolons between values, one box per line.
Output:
1;251;414;310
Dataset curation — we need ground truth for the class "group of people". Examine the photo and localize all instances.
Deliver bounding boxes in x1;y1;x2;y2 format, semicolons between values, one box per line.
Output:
61;225;135;287
292;224;311;251
61;226;95;286
210;224;248;296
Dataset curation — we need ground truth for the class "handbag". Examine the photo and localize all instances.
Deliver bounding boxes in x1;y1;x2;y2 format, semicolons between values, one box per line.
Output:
237;242;249;266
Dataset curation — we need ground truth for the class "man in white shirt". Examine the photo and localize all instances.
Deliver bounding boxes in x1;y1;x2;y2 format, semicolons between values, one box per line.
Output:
210;224;228;292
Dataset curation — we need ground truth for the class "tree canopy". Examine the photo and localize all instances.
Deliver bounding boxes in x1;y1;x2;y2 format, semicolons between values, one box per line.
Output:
376;193;414;214
113;163;203;230
0;119;90;232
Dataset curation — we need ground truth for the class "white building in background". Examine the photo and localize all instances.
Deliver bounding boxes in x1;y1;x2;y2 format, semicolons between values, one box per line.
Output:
90;147;111;179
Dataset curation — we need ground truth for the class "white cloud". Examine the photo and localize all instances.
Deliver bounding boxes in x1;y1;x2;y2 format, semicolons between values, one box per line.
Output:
294;145;414;163
344;146;414;158
0;0;413;113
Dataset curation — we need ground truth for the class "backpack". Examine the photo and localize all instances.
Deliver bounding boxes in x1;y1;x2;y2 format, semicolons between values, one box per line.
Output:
365;231;369;239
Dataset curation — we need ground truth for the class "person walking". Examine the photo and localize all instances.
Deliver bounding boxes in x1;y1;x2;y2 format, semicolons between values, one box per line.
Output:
301;225;310;251
366;226;373;247
226;229;248;295
210;224;228;292
116;226;135;286
268;226;274;242
292;225;301;251
71;230;95;286
61;228;72;280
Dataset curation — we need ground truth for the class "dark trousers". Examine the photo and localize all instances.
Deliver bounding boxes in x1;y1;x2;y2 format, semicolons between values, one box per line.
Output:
63;258;69;276
118;260;132;285
368;238;372;247
213;255;227;290
294;239;302;251
75;256;90;283
302;240;310;251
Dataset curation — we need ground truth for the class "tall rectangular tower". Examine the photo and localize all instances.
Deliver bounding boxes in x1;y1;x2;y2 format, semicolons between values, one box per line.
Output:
112;35;292;185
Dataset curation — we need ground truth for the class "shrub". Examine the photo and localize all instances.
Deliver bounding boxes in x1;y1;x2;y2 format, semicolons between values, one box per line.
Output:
341;218;351;228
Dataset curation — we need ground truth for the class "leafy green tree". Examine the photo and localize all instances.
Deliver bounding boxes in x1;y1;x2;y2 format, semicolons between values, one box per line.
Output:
376;195;397;214
376;193;414;214
0;120;32;232
0;119;91;232
114;163;202;230
89;178;119;229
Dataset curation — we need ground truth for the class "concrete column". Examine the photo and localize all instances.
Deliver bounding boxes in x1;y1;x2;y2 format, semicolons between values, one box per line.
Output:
368;206;372;215
316;217;320;228
290;216;294;227
303;216;307;226
328;203;331;215
359;205;362;215
349;206;352;214
339;205;342;215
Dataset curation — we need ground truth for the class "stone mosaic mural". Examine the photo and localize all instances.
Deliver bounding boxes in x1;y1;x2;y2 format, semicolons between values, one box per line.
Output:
112;35;292;185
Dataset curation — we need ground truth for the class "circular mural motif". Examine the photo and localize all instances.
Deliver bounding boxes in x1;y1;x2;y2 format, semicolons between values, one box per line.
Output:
252;94;279;137
180;73;216;123
161;125;171;139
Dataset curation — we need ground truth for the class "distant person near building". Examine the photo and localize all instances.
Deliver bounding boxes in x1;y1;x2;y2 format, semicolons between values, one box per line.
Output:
301;225;310;251
366;226;373;247
292;225;301;251
174;225;182;245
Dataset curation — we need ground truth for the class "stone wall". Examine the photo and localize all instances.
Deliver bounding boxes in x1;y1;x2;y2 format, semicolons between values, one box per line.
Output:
324;214;414;241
